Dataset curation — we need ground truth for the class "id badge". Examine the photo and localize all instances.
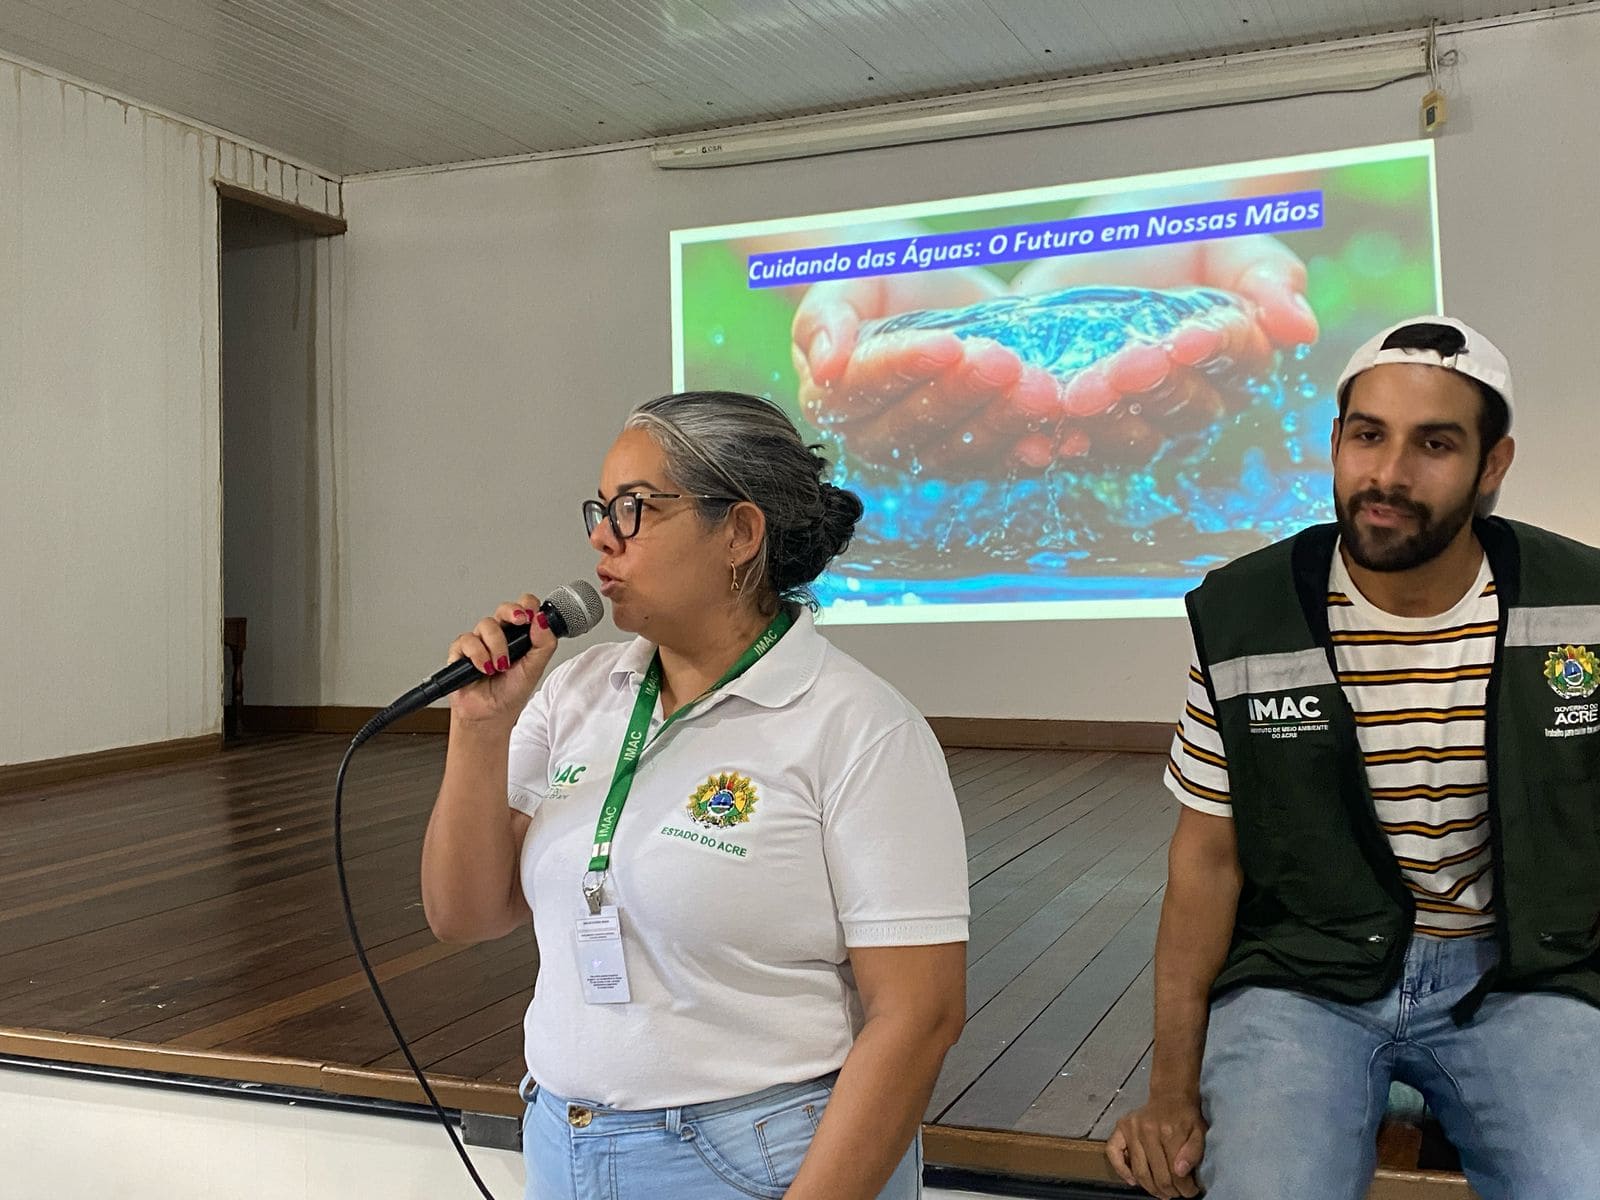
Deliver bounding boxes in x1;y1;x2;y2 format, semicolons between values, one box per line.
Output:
575;905;631;1004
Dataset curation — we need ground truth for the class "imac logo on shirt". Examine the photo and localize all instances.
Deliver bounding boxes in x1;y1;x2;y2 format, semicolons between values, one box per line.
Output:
1247;693;1330;739
548;763;589;797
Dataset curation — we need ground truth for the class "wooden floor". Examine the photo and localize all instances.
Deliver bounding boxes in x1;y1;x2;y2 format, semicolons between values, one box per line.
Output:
0;734;1173;1140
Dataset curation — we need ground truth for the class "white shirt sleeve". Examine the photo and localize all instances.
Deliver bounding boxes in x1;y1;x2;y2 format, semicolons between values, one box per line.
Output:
1164;625;1233;818
506;671;558;817
821;716;971;947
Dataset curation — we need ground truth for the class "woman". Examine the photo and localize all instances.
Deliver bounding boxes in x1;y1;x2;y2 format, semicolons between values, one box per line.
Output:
420;391;970;1200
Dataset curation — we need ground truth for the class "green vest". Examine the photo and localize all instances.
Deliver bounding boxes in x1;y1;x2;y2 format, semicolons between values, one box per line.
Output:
1188;517;1600;1018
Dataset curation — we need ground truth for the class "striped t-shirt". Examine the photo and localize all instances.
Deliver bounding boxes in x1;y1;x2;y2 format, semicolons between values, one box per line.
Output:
1167;548;1496;937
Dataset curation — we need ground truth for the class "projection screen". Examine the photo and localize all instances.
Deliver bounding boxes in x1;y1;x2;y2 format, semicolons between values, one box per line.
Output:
671;141;1440;625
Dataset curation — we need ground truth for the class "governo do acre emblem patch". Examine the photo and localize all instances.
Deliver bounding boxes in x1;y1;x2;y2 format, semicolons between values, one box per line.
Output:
1544;644;1600;699
687;771;759;829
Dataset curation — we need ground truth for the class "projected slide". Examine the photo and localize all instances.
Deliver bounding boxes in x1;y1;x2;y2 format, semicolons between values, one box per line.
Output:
671;142;1440;624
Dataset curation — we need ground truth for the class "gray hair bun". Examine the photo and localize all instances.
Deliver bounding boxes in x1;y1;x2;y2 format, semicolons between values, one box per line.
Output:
624;392;864;603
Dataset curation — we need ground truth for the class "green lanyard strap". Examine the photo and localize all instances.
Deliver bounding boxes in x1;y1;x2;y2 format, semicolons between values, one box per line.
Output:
586;609;793;883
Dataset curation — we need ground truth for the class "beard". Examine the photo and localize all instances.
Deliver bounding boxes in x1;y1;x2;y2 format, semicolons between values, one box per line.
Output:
1335;483;1478;572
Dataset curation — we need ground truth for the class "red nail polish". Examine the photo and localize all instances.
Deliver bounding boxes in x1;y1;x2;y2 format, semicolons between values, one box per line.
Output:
535;611;550;630
497;656;510;672
481;659;495;675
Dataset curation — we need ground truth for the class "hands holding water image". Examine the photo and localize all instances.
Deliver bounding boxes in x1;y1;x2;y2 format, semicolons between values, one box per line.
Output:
791;267;1065;472
791;218;1318;478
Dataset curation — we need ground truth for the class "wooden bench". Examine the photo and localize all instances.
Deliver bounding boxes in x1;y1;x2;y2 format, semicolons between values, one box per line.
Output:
1378;1082;1463;1174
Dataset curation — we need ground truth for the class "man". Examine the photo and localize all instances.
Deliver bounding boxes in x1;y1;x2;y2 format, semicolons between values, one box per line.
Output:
1108;316;1600;1200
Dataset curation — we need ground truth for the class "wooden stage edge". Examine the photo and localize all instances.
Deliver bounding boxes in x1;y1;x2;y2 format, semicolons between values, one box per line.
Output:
0;1026;520;1116
0;1029;1472;1198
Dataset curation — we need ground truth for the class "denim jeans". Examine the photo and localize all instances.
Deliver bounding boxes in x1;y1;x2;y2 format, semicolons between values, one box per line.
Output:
520;1073;922;1199
1197;933;1600;1200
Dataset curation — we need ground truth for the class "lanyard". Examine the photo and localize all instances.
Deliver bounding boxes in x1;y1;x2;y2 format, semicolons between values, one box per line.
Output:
583;608;793;911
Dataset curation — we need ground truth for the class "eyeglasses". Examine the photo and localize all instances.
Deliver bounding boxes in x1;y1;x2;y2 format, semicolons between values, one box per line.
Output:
582;492;742;541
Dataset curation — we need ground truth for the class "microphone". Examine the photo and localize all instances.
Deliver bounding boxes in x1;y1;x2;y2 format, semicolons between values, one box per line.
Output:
375;581;605;726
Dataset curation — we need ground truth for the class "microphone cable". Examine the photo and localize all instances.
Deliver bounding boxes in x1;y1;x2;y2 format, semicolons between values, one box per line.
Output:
335;705;502;1200
330;580;603;1198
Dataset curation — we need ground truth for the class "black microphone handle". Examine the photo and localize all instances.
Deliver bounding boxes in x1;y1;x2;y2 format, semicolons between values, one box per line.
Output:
375;598;571;729
422;595;577;700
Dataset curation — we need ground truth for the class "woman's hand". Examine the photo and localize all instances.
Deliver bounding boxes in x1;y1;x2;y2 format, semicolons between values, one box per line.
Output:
445;594;559;726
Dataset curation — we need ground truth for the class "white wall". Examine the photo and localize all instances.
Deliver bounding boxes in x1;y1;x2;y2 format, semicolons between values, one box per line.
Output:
0;57;341;764
0;1067;1004;1200
335;13;1600;724
0;1068;524;1200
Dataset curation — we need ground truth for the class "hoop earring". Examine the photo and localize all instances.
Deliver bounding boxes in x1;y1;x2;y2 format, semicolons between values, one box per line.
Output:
729;561;742;593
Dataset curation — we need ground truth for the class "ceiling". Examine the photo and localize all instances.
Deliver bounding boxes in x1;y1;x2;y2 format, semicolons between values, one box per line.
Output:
0;2;1578;176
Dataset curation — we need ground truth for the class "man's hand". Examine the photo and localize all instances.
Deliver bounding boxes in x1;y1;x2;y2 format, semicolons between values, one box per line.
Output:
1106;1094;1208;1199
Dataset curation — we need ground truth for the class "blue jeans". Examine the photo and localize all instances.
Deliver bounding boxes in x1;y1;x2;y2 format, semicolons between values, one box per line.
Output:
520;1073;922;1199
1198;933;1600;1200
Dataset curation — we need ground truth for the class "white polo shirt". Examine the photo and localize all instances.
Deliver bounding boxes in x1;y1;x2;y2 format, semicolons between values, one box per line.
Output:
506;607;970;1109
